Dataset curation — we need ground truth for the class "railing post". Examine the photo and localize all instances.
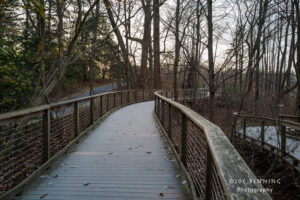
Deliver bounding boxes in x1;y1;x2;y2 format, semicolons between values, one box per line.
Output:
90;98;94;125
162;100;165;127
261;121;265;152
74;102;80;137
243;117;246;140
231;121;236;144
158;99;161;120
205;147;213;200
168;103;172;139
127;91;130;104
113;93;116;108
143;90;145;101
155;96;157;114
107;94;109;111
120;91;123;106
43;108;51;162
100;95;103;116
181;114;187;166
281;125;286;157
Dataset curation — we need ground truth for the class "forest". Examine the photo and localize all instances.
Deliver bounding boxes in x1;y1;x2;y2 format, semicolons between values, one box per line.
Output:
0;0;298;118
0;0;300;199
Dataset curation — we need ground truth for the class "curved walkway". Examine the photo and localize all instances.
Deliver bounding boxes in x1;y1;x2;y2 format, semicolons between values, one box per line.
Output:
15;102;189;200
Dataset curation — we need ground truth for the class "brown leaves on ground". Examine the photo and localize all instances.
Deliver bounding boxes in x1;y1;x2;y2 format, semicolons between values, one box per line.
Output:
40;193;48;198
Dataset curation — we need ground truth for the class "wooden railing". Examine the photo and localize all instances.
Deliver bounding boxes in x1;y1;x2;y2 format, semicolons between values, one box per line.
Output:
233;113;300;172
155;90;271;200
0;89;154;198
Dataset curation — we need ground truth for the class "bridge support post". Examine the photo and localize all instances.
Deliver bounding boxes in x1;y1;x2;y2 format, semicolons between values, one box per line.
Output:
280;125;286;158
74;102;80;137
158;99;161;120
120;92;123;106
127;91;130;104
100;96;103;116
181;114;187;167
243;118;246;140
134;91;137;102
162;100;165;127
113;93;116;108
155;96;157;114
260;121;264;152
168;103;172;139
231;122;235;144
205;147;213;200
143;90;145;101
107;94;109;111
90;98;94;125
43;108;51;162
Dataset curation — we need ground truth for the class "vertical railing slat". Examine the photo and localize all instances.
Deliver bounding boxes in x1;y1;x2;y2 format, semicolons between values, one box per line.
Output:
43;108;51;162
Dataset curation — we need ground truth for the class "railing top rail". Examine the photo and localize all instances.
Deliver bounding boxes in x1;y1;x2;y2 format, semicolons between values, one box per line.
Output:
0;89;147;121
233;113;300;130
155;91;271;200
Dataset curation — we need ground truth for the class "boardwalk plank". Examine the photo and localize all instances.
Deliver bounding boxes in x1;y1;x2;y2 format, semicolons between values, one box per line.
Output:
15;102;189;200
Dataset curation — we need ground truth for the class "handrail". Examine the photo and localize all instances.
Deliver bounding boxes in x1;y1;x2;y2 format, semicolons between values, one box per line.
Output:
154;90;271;200
233;112;300;131
0;90;136;120
232;112;300;171
0;89;154;197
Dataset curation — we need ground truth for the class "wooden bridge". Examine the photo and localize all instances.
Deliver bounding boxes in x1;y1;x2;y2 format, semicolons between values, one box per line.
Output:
0;90;271;200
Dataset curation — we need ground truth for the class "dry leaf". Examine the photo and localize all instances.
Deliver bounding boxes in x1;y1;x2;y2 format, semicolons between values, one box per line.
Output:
168;186;175;189
40;193;48;198
159;193;164;196
53;174;58;178
128;147;133;150
146;152;152;154
84;182;90;186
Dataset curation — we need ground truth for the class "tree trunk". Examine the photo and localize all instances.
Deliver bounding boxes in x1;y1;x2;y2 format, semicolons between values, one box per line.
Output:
207;0;215;122
153;0;161;89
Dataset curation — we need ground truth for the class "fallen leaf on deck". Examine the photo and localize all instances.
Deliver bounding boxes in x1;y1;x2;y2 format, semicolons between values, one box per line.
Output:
108;152;113;155
159;193;164;196
48;182;53;186
168;186;175;189
40;193;48;198
128;147;133;150
53;175;58;178
84;182;90;186
146;152;152;154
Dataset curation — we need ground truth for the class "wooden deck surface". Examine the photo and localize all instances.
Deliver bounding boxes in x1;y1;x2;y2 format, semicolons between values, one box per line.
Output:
15;102;190;200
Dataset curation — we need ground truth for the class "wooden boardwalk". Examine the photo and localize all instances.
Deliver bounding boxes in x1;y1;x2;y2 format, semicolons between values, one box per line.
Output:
15;102;190;200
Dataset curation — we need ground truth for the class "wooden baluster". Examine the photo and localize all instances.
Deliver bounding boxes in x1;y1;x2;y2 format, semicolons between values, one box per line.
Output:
205;147;213;200
43;108;51;162
127;91;130;104
90;98;94;125
120;92;123;106
181;114;187;167
107;94;109;111
168;103;172;139
243;118;246;140
281;125;286;157
74;102;80;137
100;96;103;116
261;121;265;152
113;93;116;108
